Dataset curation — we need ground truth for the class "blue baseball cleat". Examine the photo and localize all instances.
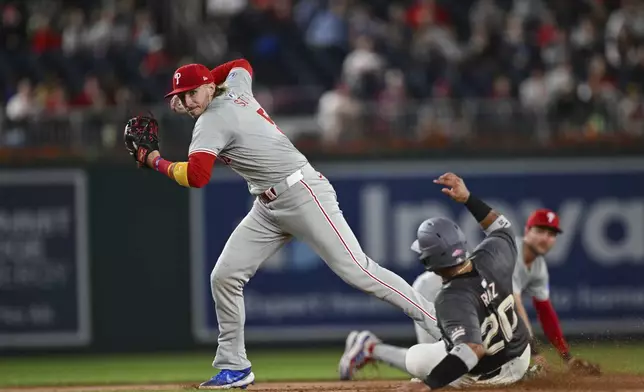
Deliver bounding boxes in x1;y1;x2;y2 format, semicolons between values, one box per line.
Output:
338;330;380;380
199;367;255;389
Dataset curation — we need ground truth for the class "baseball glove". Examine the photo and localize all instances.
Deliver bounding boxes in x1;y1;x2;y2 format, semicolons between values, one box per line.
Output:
567;357;602;376
124;114;160;168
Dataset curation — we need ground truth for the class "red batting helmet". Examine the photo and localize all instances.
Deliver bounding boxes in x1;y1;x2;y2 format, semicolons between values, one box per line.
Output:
165;64;214;98
526;208;562;233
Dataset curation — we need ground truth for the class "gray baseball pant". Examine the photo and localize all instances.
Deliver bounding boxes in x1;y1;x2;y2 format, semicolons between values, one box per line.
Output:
210;164;441;370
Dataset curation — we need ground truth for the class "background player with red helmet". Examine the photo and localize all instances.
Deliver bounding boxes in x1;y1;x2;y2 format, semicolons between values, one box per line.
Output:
511;208;600;374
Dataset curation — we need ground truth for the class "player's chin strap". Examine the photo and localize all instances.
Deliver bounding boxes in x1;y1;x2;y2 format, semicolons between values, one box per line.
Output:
423;343;479;389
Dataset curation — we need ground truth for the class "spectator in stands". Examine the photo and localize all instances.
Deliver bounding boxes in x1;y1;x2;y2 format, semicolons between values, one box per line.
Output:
382;3;413;61
305;0;349;72
342;34;385;98
1;2;27;52
133;10;156;52
316;82;361;145
2;0;644;152
520;68;548;112
545;61;574;102
619;84;644;135
69;75;107;110
85;9;114;57
44;82;69;116
293;0;321;31
61;8;86;55
29;14;61;54
5;79;39;121
469;0;504;35
376;68;409;137
605;0;644;68
410;3;461;75
406;0;450;30
207;0;248;17
415;78;468;141
511;0;546;22
140;36;173;77
347;3;384;41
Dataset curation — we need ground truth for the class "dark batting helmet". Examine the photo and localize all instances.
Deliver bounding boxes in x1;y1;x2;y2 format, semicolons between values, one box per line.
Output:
411;217;471;272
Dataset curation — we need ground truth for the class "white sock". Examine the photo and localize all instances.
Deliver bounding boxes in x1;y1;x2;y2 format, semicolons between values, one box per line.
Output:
372;343;409;373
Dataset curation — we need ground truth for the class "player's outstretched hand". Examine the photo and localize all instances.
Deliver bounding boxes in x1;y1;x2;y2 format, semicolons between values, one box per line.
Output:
170;95;187;114
396;380;431;392
433;172;470;203
532;354;550;372
567;357;601;376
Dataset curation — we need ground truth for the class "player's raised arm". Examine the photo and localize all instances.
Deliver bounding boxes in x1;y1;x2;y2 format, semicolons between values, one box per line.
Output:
209;58;253;85
433;173;510;235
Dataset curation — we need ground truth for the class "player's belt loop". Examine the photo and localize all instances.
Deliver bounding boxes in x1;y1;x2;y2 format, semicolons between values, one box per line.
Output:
259;167;305;204
262;187;277;202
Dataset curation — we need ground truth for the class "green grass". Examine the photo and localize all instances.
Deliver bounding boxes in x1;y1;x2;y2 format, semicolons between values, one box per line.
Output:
1;342;643;388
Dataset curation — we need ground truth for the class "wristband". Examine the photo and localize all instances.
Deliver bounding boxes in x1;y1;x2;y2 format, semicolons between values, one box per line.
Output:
464;194;492;222
483;215;511;236
153;156;162;171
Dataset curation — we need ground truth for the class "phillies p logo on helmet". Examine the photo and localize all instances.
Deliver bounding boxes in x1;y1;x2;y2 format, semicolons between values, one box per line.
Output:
175;72;181;85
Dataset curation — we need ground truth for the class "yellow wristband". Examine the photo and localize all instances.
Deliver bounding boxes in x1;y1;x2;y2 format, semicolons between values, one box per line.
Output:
171;162;190;187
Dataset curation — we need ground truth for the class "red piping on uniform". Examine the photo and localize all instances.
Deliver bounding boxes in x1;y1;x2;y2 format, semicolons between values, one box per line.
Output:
299;179;437;322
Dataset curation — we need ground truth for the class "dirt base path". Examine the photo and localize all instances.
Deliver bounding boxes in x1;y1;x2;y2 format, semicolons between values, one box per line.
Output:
2;374;643;392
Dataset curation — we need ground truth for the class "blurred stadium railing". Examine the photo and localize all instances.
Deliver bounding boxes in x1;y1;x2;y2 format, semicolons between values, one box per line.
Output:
1;94;642;163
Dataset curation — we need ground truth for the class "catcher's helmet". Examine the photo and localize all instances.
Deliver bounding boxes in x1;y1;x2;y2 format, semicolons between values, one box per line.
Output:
410;217;470;272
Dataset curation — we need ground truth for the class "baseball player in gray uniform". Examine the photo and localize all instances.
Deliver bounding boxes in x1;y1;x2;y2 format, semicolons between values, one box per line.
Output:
343;172;533;391
340;209;600;383
125;59;442;389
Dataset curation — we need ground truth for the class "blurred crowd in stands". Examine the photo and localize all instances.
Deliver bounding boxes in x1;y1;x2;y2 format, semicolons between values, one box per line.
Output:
1;0;643;156
1;0;174;118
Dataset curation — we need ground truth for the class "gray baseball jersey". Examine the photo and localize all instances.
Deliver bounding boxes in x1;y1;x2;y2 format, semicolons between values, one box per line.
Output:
435;227;530;376
192;66;442;371
512;237;550;300
188;67;308;195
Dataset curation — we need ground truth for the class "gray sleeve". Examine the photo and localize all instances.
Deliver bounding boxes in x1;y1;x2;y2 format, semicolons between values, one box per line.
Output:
474;227;517;271
527;264;550;301
188;112;233;156
512;261;524;294
412;272;442;303
438;294;482;346
225;67;253;95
